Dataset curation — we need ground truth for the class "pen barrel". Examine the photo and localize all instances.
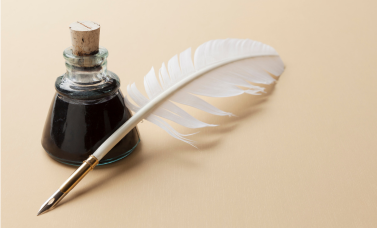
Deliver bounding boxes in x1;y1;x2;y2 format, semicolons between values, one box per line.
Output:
59;155;99;193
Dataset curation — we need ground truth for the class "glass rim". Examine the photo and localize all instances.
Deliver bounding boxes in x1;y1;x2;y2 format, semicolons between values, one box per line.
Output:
63;46;109;61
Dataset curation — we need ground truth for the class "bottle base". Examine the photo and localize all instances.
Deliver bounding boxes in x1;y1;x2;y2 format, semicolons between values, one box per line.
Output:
45;139;140;166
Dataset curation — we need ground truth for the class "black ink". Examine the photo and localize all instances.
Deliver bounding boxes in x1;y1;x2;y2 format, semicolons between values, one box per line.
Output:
42;91;140;166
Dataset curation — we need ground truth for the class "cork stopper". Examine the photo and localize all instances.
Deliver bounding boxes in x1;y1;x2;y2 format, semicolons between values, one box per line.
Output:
69;21;100;56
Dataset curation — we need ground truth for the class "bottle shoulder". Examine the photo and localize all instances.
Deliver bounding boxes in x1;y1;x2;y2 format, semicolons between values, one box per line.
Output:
55;70;120;101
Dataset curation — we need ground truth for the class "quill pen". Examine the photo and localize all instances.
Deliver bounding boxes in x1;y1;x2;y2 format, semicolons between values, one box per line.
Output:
38;38;285;215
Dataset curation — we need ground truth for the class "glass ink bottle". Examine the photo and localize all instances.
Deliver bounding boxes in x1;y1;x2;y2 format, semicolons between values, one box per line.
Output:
42;21;140;166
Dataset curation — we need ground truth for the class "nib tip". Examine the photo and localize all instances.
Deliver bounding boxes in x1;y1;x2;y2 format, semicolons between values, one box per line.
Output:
37;190;66;216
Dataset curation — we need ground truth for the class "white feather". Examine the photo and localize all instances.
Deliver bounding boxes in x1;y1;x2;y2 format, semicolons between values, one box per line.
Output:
93;38;284;160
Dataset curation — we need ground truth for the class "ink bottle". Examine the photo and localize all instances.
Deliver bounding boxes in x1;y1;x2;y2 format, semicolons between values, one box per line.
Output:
42;21;140;166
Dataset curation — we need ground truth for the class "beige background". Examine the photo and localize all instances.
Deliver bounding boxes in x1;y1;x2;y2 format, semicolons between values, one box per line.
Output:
2;0;377;227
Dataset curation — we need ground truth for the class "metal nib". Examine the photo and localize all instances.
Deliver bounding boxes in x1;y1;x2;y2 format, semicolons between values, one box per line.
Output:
37;190;67;216
37;155;99;216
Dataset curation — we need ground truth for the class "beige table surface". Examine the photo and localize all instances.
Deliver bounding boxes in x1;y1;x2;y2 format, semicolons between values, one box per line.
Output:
2;0;377;227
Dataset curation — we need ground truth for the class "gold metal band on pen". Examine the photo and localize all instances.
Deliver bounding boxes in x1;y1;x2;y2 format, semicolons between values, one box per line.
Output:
59;155;99;193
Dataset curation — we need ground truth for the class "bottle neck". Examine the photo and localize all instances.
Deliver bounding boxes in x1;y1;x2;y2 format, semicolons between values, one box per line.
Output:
56;46;121;102
63;47;109;84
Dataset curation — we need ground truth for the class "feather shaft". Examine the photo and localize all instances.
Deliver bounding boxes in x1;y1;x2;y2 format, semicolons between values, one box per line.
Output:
93;53;278;160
